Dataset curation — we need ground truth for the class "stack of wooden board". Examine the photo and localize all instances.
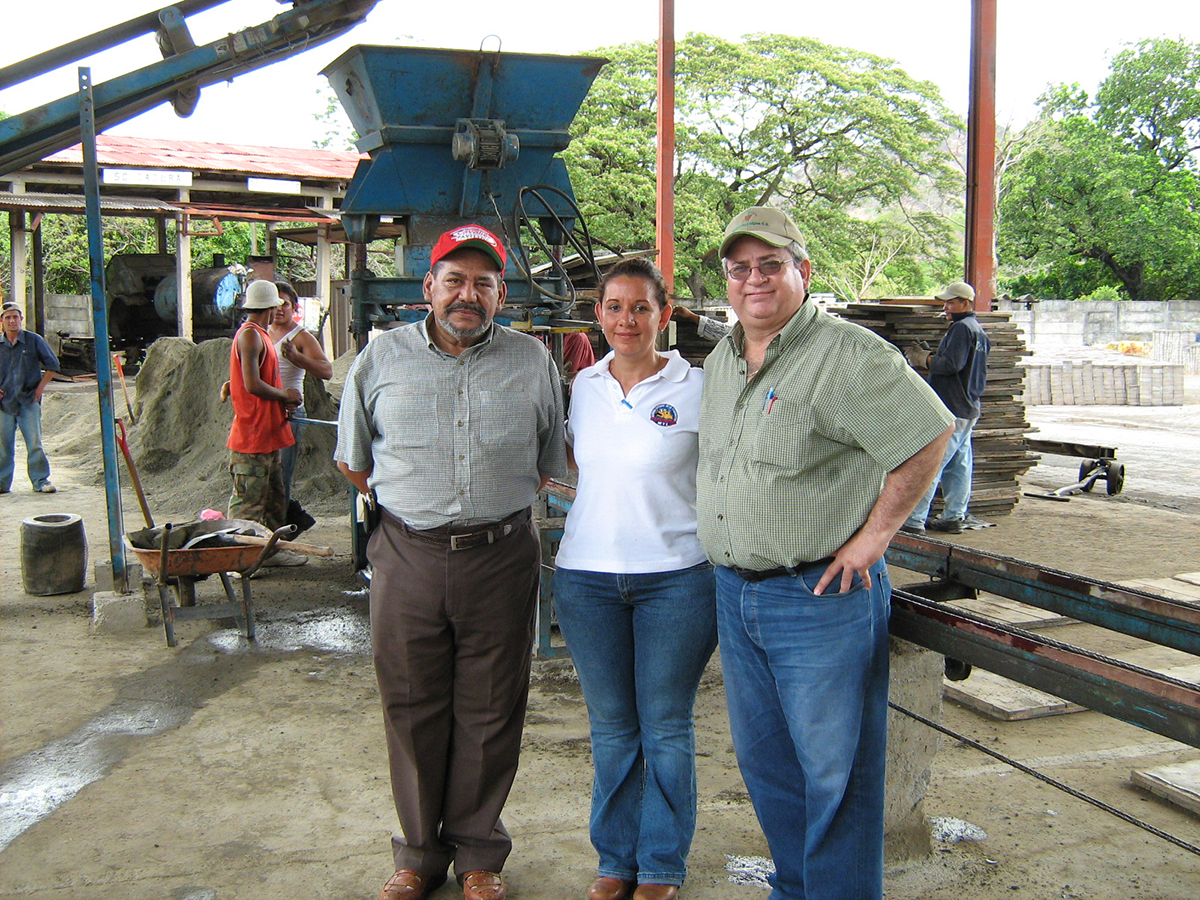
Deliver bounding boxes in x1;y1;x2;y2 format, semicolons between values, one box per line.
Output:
837;302;1037;518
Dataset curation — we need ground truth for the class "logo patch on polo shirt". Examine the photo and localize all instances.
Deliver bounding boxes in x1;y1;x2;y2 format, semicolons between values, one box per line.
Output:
650;404;678;427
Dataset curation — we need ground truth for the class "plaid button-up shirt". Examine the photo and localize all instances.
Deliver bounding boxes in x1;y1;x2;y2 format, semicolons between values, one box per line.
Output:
698;300;953;569
335;317;566;530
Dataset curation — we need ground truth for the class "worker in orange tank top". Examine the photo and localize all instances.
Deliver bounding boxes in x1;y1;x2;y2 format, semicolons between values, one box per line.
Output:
226;280;302;558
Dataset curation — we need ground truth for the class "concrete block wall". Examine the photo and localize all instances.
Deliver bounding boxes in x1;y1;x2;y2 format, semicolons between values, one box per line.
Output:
997;298;1200;349
42;294;93;353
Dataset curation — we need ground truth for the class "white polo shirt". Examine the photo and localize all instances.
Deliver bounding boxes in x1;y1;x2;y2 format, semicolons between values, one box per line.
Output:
554;350;707;574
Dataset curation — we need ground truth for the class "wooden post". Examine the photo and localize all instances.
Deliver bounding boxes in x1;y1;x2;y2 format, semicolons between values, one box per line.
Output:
966;0;998;310
9;210;28;310
31;217;45;335
656;0;676;295
175;188;193;340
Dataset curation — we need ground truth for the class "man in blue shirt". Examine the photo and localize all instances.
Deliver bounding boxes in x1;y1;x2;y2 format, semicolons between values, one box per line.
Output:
902;282;991;533
0;302;60;493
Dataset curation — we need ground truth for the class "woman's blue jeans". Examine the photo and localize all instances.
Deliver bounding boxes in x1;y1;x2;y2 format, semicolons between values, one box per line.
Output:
552;563;717;886
716;559;891;900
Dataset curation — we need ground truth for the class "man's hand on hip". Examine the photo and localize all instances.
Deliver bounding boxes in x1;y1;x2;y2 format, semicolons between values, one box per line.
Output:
814;530;890;595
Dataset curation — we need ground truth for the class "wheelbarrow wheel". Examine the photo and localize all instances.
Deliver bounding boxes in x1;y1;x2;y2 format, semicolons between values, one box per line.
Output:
1079;459;1098;491
1106;461;1126;495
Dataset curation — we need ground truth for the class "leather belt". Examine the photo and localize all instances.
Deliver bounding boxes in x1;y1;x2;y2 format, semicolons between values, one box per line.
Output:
729;557;834;582
391;508;530;551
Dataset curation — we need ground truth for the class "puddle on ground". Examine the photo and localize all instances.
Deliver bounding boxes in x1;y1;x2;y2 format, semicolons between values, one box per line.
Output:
0;605;368;852
207;606;370;654
0;701;184;851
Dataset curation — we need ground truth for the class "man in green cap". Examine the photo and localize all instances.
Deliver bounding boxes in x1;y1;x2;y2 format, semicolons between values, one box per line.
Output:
697;206;953;900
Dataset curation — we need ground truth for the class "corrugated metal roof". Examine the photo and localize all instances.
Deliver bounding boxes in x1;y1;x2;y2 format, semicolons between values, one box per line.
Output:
177;202;338;224
0;192;343;225
38;135;363;182
0;191;176;215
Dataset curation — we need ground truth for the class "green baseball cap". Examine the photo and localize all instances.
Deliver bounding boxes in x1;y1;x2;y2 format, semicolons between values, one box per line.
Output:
719;206;808;258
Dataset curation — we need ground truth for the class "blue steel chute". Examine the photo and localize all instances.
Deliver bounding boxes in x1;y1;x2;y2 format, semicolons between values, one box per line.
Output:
320;44;608;337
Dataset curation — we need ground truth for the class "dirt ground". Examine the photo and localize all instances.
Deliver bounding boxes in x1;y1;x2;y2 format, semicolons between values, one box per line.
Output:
1;369;1199;899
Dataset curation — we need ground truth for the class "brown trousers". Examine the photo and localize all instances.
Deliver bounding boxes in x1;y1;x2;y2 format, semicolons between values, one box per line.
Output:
368;509;540;877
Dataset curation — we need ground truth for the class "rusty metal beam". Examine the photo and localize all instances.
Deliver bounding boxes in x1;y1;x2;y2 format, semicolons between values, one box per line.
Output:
656;0;676;293
888;533;1200;656
965;0;997;309
891;591;1200;748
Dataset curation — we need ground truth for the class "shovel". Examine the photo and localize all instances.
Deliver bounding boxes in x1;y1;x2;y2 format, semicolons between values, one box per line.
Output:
116;418;154;527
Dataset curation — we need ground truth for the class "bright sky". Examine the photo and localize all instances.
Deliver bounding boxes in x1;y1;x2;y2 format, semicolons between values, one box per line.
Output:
4;1;1200;150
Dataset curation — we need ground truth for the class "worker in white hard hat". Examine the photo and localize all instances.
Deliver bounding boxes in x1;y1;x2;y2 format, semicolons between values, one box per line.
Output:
225;280;304;564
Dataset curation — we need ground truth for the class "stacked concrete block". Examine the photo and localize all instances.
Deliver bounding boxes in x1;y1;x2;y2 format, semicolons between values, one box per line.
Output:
1022;359;1184;406
1152;331;1200;374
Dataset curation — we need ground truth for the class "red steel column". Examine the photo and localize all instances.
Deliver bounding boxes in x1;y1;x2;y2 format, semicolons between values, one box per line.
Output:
966;0;997;309
656;0;676;293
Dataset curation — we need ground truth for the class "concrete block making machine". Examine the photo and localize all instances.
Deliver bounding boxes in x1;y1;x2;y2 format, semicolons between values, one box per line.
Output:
320;43;609;345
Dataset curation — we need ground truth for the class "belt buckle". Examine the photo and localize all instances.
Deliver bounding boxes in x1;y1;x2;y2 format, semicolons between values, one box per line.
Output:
449;530;498;551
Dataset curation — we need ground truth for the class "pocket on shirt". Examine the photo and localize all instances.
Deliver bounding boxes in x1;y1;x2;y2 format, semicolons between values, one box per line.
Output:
377;394;441;448
478;391;536;446
749;397;812;469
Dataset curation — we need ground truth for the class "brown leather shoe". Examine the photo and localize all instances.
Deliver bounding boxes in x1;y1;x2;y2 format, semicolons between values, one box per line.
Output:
462;870;507;900
380;869;446;900
631;885;678;900
589;876;635;900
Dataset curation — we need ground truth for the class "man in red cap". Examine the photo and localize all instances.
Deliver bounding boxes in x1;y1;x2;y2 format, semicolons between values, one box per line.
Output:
336;224;566;900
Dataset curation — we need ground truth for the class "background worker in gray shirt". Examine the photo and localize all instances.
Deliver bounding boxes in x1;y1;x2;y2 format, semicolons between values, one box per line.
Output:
335;225;566;900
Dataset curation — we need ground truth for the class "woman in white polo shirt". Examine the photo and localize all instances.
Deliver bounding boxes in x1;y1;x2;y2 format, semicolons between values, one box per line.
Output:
552;257;717;900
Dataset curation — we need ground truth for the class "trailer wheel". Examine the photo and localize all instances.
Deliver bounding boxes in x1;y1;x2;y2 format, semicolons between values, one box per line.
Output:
1105;461;1125;495
1079;459;1098;491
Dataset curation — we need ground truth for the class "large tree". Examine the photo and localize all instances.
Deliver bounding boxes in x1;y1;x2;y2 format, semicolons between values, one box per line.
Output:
998;39;1200;300
563;33;962;300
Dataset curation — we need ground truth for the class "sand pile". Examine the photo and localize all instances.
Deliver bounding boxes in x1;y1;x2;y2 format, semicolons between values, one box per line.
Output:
43;337;352;520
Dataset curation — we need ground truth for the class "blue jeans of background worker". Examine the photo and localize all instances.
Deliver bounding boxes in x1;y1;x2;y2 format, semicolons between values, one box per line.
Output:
906;415;977;527
552;563;718;887
0;401;51;492
279;405;305;506
716;558;891;900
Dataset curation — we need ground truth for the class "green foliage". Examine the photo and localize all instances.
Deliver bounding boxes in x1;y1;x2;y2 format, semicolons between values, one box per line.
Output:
564;33;962;299
998;38;1200;300
0;214;160;295
1095;38;1200;172
1079;284;1123;301
312;86;359;151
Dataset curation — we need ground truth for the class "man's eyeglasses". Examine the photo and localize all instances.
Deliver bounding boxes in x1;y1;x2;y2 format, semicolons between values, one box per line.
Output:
725;258;793;281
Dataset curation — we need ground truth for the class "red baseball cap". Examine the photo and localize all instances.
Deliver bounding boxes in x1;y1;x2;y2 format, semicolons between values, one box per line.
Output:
429;224;507;272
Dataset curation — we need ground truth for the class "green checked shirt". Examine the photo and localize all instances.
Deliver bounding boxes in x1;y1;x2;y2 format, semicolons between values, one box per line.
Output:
698;300;953;570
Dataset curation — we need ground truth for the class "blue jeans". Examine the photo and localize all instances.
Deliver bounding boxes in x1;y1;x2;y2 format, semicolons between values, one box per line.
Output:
280;405;305;506
716;559;891;900
0;401;51;491
552;563;718;886
906;415;976;526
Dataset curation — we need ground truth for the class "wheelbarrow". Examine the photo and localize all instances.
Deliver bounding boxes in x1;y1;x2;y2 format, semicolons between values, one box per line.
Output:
126;521;294;647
